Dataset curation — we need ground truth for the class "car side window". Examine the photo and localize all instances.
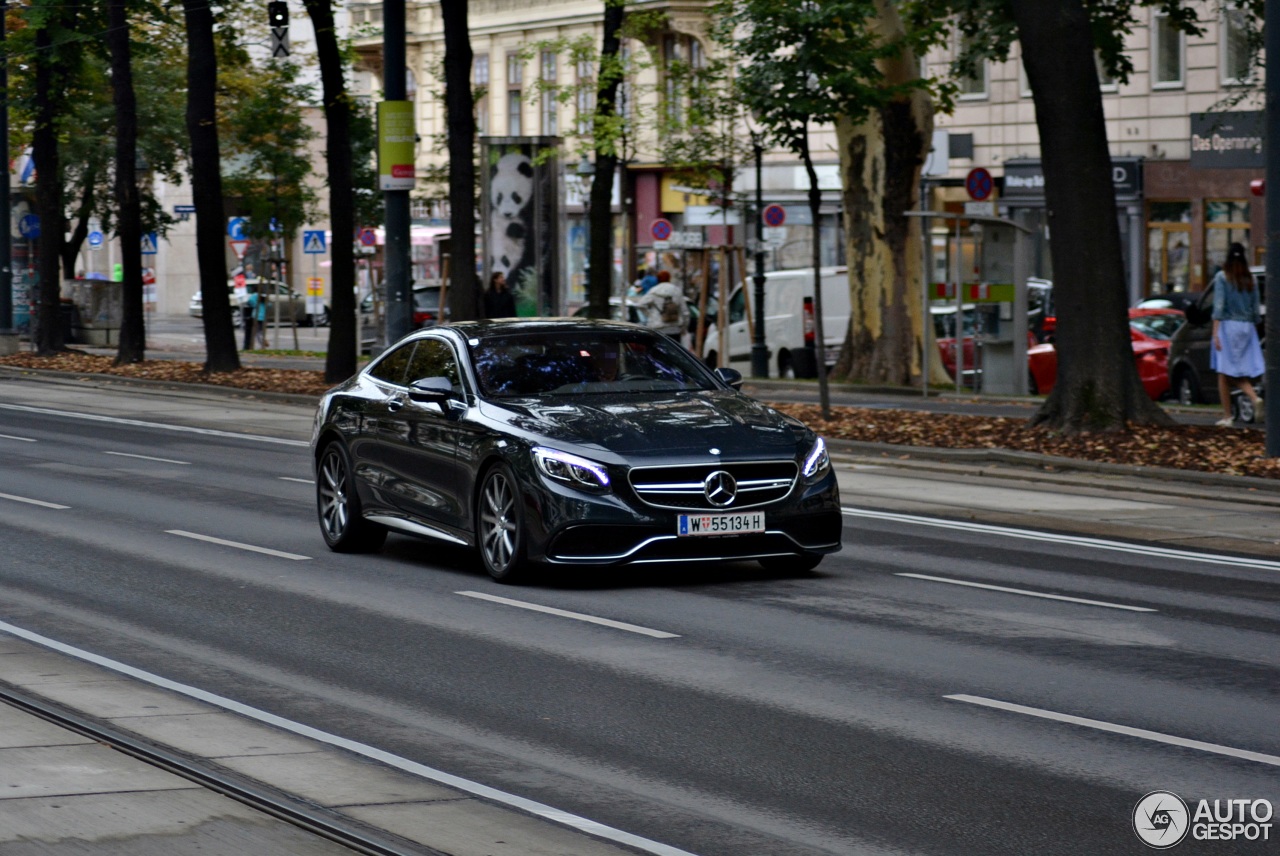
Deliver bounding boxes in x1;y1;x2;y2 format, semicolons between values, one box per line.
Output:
405;338;463;393
368;342;415;385
728;289;746;324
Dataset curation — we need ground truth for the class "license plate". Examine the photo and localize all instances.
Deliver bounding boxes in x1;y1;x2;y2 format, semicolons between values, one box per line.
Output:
677;511;765;536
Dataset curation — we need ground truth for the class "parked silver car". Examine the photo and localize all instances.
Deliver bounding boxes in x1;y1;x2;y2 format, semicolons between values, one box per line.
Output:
189;277;326;327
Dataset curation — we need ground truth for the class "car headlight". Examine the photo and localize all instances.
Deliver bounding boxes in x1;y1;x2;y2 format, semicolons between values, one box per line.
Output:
532;447;611;491
802;437;830;480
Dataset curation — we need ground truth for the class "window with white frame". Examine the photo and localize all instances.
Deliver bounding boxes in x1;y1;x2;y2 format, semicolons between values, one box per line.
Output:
1152;12;1184;88
474;54;490;135
540;51;558;135
507;52;523;135
1222;6;1255;85
1096;53;1117;92
577;60;595;135
955;34;987;99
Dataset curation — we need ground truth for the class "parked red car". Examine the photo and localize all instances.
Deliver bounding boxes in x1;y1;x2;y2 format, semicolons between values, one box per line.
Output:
1027;308;1183;400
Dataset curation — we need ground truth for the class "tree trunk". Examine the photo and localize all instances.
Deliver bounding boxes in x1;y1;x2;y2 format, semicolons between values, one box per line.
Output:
1013;0;1170;431
305;0;358;383
798;128;831;419
183;0;239;374
442;0;479;322
586;0;624;319
108;0;145;365
32;19;64;355
62;171;96;277
832;0;946;387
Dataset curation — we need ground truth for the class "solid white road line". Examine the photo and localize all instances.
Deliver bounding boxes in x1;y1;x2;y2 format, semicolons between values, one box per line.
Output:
0;491;70;509
0;402;308;446
166;529;311;561
104;451;191;465
844;507;1280;572
0;619;700;856
897;573;1157;612
0;432;37;442
946;694;1280;767
457;591;681;639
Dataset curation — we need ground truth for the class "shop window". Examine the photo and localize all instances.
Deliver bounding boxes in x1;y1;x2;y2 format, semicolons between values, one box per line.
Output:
1147;201;1191;295
1205;199;1250;276
1152;13;1184;88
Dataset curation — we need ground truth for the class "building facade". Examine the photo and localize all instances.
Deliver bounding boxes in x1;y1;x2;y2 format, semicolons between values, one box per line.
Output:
925;5;1264;303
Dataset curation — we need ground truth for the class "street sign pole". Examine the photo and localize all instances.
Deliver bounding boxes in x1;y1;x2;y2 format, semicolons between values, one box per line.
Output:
751;141;769;378
383;0;411;345
1267;0;1279;455
0;0;13;356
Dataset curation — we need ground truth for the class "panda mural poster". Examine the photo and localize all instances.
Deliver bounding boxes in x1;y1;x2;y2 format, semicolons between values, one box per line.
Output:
481;138;561;317
377;101;416;191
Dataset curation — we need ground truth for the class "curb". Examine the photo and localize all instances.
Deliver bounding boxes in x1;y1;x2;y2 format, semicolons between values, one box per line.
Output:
0;364;325;407
826;438;1280;496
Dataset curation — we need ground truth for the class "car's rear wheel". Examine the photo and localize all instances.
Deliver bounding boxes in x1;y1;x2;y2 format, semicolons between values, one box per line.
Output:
758;553;823;574
478;463;528;582
317;442;386;553
1175;369;1201;405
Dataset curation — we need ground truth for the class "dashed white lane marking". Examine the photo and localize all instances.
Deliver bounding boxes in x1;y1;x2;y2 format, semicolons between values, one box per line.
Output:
166;529;310;561
0;492;69;510
0;432;36;442
897;573;1157;612
947;695;1280;767
0;620;700;856
844;507;1280;572
279;477;313;484
457;591;681;639
104;451;190;465
0;402;308;446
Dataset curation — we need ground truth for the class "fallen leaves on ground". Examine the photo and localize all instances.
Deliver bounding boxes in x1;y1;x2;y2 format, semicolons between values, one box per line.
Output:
4;349;1277;480
0;350;334;397
769;402;1280;480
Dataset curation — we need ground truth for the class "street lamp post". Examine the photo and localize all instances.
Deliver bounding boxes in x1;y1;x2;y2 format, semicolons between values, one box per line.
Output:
750;131;768;378
576;154;595;309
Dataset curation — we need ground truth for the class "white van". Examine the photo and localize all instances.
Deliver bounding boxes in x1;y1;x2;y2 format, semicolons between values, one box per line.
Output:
700;267;850;378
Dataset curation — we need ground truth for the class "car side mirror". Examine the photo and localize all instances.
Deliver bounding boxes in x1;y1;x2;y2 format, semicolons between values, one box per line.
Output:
715;367;744;390
407;376;454;404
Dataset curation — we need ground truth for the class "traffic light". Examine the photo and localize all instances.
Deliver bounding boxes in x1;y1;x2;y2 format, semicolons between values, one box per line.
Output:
268;2;288;29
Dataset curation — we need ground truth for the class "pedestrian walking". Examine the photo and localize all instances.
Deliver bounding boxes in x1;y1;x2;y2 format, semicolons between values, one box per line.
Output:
630;274;688;344
1211;242;1263;426
484;271;517;319
246;285;269;349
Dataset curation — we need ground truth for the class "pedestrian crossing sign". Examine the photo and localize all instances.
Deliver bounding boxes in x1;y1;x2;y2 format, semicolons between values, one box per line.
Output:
140;232;158;255
303;230;326;254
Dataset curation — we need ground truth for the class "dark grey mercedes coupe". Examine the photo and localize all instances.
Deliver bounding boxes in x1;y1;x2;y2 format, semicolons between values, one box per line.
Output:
310;319;842;582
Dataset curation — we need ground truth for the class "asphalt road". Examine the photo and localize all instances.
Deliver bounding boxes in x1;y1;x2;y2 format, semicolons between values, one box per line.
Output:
0;382;1276;855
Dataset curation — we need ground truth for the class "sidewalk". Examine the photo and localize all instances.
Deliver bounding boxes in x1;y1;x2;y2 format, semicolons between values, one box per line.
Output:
3;356;1280;853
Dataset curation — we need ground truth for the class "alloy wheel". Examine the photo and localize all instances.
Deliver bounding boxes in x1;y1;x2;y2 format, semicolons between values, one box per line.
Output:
318;447;350;540
479;468;523;579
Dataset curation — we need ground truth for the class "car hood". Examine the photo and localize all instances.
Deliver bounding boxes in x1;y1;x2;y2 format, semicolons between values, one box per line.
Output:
480;390;809;458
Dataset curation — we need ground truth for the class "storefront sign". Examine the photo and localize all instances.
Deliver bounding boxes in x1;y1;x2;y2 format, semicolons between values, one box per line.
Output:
1190;111;1264;169
1003;157;1142;199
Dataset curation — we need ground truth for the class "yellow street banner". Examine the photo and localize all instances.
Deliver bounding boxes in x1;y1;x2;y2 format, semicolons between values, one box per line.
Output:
378;101;415;191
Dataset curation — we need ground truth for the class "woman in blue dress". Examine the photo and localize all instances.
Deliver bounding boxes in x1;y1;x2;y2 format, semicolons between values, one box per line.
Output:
1211;242;1264;426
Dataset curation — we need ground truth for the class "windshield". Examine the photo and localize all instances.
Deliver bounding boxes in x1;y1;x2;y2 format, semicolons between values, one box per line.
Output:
469;329;719;397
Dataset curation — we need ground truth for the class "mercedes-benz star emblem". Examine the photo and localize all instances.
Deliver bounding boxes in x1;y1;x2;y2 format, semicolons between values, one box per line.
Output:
703;471;737;507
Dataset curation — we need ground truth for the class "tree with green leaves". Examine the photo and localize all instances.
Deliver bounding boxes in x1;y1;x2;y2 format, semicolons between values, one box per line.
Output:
715;0;937;417
922;0;1256;432
27;0;83;355
183;0;239;373
304;0;360;382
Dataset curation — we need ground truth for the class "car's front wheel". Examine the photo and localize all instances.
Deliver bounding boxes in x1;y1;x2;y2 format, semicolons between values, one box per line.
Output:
478;463;528;582
316;442;387;553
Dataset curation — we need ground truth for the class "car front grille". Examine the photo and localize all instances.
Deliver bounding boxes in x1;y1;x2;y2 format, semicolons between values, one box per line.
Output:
627;460;798;511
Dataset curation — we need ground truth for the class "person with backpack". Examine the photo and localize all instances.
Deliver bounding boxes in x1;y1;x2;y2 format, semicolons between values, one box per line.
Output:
630;270;688;344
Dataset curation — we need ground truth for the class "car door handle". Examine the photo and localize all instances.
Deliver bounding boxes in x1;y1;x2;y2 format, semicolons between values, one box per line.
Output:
387;397;406;412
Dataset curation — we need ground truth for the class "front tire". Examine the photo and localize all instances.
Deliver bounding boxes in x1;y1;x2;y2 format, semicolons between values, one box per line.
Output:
478;463;529;582
316;442;387;553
